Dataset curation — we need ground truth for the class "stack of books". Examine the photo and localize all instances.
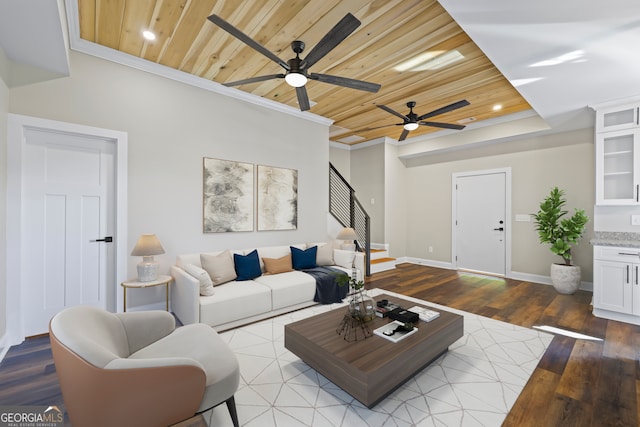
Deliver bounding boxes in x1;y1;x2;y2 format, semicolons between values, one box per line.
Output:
408;306;440;322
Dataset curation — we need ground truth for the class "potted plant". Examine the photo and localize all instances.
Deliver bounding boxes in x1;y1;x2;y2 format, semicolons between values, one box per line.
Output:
533;187;589;294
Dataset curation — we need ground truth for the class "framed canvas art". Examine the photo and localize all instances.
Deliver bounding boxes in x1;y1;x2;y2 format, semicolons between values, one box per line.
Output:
203;158;254;232
257;165;298;231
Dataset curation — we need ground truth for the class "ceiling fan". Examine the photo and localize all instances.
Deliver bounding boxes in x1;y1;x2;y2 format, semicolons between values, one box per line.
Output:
365;100;471;141
207;13;381;111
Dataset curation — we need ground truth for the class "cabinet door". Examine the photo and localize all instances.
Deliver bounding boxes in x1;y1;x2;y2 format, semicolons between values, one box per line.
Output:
593;260;633;314
634;264;640;315
597;104;639;133
595;129;640;205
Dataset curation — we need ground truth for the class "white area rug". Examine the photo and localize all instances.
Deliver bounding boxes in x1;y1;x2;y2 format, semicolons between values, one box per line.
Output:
203;289;552;426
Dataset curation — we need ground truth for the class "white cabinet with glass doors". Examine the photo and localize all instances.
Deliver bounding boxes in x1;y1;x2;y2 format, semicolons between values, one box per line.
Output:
595;102;640;205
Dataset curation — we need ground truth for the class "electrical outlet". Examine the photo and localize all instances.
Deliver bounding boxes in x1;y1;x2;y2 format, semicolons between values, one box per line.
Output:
428;246;433;253
632;215;640;225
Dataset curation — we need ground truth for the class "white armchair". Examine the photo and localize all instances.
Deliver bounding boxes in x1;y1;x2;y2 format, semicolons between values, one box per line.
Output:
49;306;240;427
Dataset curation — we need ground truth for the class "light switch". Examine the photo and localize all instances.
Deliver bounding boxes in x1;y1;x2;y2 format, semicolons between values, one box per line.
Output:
632;215;640;225
515;214;531;222
370;198;375;205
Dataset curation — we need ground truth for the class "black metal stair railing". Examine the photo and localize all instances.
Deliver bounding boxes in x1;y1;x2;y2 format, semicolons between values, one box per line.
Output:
329;163;371;276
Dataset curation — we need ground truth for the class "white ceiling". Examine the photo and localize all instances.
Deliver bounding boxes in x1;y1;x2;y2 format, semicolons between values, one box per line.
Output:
439;0;640;133
2;0;640;151
0;0;69;79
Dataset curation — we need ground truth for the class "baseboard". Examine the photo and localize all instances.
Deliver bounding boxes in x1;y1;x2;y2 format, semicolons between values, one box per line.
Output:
509;271;593;292
398;257;454;270
0;334;10;364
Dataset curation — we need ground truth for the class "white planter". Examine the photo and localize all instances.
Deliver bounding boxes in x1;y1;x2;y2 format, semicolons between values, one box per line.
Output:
550;263;581;294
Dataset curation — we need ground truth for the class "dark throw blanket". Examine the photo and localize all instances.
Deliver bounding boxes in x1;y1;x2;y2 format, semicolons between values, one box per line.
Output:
303;266;349;304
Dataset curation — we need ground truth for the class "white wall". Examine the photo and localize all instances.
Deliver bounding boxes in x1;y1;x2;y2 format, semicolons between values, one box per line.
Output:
350;143;385;243
400;130;595;281
0;49;9;339
8;51;331;309
329;145;350;181
384;142;407;258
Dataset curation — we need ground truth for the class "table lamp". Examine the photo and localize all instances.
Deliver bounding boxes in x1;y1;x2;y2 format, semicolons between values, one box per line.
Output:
336;227;357;251
131;234;165;282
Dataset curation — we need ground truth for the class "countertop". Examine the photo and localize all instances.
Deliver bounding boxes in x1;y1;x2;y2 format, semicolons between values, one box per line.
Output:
590;231;640;248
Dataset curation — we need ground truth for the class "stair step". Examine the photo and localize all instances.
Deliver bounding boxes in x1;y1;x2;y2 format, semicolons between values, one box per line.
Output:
370;249;386;253
371;257;396;265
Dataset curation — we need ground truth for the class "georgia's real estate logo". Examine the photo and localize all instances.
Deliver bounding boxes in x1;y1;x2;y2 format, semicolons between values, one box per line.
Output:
0;406;63;427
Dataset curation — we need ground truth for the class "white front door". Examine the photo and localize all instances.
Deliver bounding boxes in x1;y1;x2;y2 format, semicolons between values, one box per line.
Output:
454;170;509;276
21;129;115;336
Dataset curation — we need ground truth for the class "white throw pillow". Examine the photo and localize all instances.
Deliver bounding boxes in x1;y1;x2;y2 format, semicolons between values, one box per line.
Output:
334;249;356;269
310;242;334;266
183;264;215;296
201;250;237;285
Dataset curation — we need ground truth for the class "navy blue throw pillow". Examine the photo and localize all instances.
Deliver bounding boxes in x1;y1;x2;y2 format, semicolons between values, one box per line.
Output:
291;246;317;270
234;249;262;281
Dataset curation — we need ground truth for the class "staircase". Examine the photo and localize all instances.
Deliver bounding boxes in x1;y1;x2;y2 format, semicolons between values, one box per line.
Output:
329;163;371;276
329;163;398;276
369;247;397;274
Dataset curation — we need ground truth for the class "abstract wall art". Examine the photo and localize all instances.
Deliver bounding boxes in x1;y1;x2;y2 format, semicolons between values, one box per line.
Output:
257;165;298;231
203;158;254;232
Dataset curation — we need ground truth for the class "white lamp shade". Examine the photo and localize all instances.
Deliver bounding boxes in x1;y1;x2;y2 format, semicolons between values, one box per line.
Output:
130;234;165;256
336;227;357;241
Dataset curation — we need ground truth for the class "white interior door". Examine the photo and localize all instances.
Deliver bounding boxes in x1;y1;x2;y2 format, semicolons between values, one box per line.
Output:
21;129;115;336
454;171;507;276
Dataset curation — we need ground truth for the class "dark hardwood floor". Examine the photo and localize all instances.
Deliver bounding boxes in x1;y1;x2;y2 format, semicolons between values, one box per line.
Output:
370;263;639;427
1;263;637;426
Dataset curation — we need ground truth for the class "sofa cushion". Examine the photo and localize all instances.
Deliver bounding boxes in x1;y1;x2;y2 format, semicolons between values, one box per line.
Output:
254;271;316;310
291;246;317;270
310;242;334;266
201;250;237;286
183;264;215;296
334;249;356;269
199;281;272;326
262;254;293;275
234;249;262;281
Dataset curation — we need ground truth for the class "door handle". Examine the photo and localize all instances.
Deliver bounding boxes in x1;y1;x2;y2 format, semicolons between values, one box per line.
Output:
92;236;113;243
493;227;504;231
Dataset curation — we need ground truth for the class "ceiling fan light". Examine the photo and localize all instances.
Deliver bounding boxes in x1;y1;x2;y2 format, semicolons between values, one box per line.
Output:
404;122;419;131
285;72;307;87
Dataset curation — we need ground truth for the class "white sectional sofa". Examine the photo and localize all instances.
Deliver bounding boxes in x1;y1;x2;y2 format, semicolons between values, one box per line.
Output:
170;242;364;331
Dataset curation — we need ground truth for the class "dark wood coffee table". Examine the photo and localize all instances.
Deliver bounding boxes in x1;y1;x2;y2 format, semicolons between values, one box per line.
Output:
284;293;464;408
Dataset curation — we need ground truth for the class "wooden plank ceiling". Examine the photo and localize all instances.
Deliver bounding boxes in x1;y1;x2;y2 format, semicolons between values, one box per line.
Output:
77;0;531;145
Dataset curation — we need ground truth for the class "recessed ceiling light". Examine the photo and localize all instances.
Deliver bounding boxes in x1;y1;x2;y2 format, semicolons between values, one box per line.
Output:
457;117;477;124
142;30;156;41
492;104;503;111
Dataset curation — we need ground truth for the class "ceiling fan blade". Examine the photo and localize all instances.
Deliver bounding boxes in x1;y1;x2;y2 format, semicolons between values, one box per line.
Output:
302;13;361;69
310;73;380;93
208;14;290;71
417;100;470;121
398;129;410;141
223;74;285;87
296;86;311;111
377;104;410;121
419;121;466;130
